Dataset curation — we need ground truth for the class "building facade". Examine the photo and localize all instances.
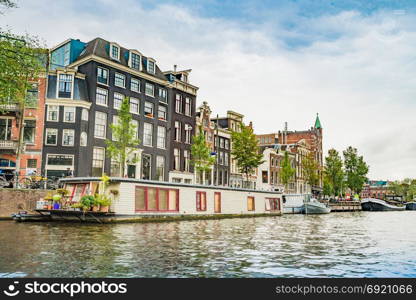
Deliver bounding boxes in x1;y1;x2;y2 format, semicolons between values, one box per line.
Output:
0;76;46;180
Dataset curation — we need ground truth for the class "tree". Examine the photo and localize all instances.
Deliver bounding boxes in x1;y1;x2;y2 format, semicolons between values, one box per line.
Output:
389;178;416;201
324;148;344;197
105;97;140;177
279;151;295;191
231;123;264;188
343;146;369;195
0;30;46;186
191;127;215;185
302;151;319;190
0;0;16;12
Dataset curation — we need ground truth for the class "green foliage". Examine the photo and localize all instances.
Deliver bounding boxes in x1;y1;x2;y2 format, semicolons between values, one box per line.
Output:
231;123;264;185
95;193;112;207
324;148;344;197
80;195;96;210
389;178;416;201
56;188;69;196
302;151;320;187
0;30;47;107
343;146;369;194
279;151;295;189
191;127;215;182
105;97;140;177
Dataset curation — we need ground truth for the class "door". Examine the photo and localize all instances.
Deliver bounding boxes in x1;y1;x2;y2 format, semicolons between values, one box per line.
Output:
127;165;136;178
214;192;221;213
142;154;151;180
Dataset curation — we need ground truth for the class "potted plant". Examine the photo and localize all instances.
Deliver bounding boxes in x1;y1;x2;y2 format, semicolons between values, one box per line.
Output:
80;195;95;212
52;194;62;209
71;203;83;211
95;193;112;212
43;191;54;209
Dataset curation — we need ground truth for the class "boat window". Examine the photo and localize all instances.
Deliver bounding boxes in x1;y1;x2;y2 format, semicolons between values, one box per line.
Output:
196;191;207;211
135;186;179;212
266;198;280;211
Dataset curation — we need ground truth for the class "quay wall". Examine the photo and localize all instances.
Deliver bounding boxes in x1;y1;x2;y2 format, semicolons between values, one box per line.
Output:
0;189;48;219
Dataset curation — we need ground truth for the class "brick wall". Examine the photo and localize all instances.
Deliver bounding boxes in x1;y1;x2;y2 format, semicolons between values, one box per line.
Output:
0;189;48;218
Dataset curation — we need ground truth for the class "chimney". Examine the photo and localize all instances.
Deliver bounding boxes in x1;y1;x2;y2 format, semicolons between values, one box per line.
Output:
174;64;177;72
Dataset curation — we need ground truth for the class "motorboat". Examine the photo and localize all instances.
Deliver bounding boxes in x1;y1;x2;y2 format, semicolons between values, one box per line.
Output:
361;198;405;211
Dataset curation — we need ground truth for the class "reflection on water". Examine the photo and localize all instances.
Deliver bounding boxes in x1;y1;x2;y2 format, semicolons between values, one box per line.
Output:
0;211;415;278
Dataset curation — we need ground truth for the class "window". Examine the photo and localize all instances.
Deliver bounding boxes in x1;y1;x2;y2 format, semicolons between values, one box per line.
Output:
130;97;139;114
220;138;224;149
47;154;73;166
144;101;154;117
45;128;58;146
135;186;179;212
143;123;153;146
185;97;191;116
184;150;190;172
266;198;280;211
58;74;73;98
196;191;207;211
174;121;181;142
62;129;75;146
97;67;108;85
142;154;152;180
81;109;89;121
114;92;124;109
110;44;120;60
159;88;167;102
131;119;139;140
25;83;38;108
94;111;107;138
173;148;180;170
23;120;36;144
130;52;141;70
224;153;229;166
27;159;37;169
63;106;76;123
96;87;108;106
147;60;155;74
158;105;167;121
247;196;255;211
175;94;182;113
0;119;12;140
183;74;188;83
156;156;165;181
80;132;87;147
92;147;105;176
112;115;119;141
114;73;125;88
157;126;166;149
219;151;224;165
145;83;154;97
47;105;59;122
184;124;192;144
262;171;268;183
131;78;140;93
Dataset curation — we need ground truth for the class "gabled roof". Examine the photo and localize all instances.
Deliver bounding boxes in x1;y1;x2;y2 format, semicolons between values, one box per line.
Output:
75;37;167;81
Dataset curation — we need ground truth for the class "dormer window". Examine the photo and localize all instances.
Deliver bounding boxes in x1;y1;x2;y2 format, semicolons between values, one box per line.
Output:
110;43;120;60
183;74;188;83
57;73;73;98
129;51;141;70
147;59;155;74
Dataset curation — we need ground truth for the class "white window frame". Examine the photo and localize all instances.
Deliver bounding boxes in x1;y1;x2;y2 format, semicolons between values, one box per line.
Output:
80;131;88;147
130;97;140;114
56;72;74;99
145;82;154;97
158;104;167;121
45;128;58;146
144;101;154;117
184;150;190;172
114;72;126;88
156;156;165;181
81;109;89;121
131;119;139;140
174;148;180;171
112;115;119;141
97;66;109;85
110;43;120;60
113;92;124;110
157;126;166;149
147;59;156;74
184;124;192;144
129;51;142;71
94;111;107;139
174;121;181;142
159;88;167;102
130;78;140;93
47;105;59;122
175;94;182;113
63;106;76;123
96;87;108;106
62;129;75;147
185;97;192;116
92;147;105;175
143;122;153;147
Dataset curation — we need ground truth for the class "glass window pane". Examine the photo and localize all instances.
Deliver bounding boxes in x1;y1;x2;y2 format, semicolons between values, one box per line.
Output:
135;187;145;210
159;189;168;210
168;190;177;211
147;188;157;210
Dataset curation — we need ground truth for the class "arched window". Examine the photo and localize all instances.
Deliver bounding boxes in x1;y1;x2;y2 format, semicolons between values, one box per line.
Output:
80;132;87;147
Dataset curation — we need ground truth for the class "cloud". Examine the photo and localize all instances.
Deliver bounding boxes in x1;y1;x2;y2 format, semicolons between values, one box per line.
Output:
1;0;415;180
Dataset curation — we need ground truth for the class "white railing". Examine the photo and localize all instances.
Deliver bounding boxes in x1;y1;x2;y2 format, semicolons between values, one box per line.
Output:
0;140;18;149
0;103;19;110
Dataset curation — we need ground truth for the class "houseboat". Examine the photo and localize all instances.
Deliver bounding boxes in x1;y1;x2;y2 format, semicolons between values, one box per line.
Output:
361;198;406;211
406;202;416;211
21;177;284;223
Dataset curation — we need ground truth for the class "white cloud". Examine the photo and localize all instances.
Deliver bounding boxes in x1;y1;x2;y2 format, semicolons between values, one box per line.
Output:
1;0;415;180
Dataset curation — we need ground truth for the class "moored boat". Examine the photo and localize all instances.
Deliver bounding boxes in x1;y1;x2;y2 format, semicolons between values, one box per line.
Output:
303;198;331;214
361;198;405;211
406;202;416;210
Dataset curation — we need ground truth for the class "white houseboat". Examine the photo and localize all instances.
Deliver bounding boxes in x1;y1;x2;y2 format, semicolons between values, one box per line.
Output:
23;177;284;223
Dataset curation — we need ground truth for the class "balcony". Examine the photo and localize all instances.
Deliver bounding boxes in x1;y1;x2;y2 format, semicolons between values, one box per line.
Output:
0;103;19;111
0;140;18;152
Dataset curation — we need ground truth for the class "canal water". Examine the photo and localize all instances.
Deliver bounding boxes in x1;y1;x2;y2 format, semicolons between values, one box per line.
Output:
0;211;415;278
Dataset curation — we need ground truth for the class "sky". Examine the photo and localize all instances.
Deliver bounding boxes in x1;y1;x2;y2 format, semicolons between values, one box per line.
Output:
1;0;415;180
